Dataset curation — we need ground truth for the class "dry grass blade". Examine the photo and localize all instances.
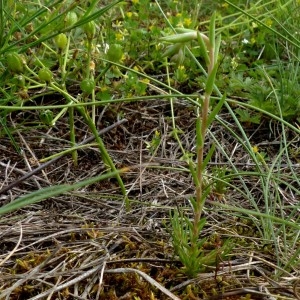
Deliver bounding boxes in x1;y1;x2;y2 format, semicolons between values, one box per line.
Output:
0;223;22;267
1;246;62;300
105;267;181;300
28;263;104;300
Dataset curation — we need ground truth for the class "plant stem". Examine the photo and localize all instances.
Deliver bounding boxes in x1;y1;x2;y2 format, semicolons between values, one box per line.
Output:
86;38;96;124
193;40;215;242
69;106;78;166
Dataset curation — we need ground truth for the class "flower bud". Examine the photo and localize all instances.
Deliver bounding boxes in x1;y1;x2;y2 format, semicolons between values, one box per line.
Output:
65;11;78;27
80;79;95;94
38;68;53;83
160;31;198;43
106;44;123;62
170;48;185;65
83;21;96;40
162;43;182;58
13;75;25;88
6;52;24;73
40;110;54;126
55;33;68;50
161;31;210;47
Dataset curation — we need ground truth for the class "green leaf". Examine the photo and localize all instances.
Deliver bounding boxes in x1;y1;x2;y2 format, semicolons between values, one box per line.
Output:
201;186;211;203
162;43;183;58
205;62;219;95
160;31;197;43
202;144;215;170
235;108;261;124
189;197;197;211
197;31;210;66
214;34;222;61
196;117;203;149
207;93;226;126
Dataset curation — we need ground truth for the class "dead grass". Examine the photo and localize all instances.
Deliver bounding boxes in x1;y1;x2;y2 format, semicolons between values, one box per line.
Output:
0;99;299;299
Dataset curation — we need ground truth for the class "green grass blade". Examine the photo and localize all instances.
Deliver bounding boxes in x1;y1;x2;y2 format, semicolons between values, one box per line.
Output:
0;116;22;155
0;168;128;216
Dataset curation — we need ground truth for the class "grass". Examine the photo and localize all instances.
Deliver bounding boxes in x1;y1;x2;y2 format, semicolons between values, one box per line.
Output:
0;0;299;299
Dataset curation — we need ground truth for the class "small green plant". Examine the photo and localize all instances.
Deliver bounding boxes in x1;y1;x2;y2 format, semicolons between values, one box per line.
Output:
211;167;232;200
161;13;231;277
146;130;161;155
235;107;261;125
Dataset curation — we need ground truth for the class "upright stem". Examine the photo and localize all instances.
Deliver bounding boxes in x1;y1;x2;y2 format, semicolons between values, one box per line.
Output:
86;39;96;124
69;106;78;166
193;44;215;240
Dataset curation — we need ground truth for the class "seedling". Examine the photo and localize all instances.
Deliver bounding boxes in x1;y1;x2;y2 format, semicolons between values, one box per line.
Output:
161;13;231;277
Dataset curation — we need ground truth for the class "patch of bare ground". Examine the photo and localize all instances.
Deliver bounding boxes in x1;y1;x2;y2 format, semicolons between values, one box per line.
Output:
0;98;299;299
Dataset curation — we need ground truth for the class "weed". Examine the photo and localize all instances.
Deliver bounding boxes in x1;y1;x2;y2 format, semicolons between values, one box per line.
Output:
160;13;232;277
